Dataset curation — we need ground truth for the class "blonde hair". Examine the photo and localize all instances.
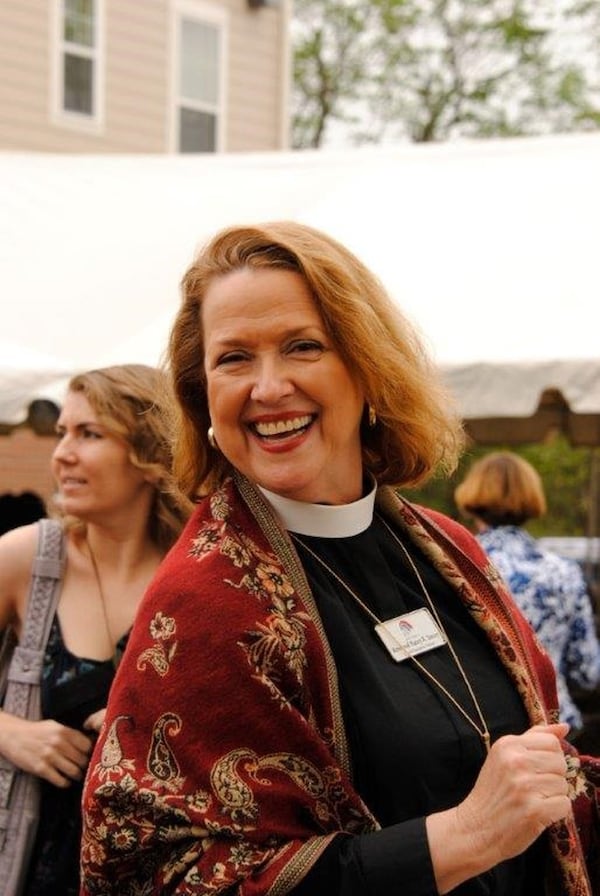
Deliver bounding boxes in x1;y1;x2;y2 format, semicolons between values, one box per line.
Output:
61;364;193;550
169;221;465;498
454;451;547;527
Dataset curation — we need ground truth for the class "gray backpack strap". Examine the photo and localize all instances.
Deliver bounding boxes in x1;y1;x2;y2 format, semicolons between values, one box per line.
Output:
12;519;64;685
0;519;65;834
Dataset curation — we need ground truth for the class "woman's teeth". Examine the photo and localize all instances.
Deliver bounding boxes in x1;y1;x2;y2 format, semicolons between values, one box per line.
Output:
254;415;312;437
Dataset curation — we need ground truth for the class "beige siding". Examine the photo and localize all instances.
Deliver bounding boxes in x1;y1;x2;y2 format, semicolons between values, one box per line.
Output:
0;0;289;153
103;1;169;151
228;2;287;150
0;0;52;150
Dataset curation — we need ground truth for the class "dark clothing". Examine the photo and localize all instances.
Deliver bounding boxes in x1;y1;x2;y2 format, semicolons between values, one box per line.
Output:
23;617;126;896
290;516;541;895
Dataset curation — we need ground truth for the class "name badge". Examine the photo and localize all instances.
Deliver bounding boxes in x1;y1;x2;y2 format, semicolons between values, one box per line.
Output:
375;608;446;662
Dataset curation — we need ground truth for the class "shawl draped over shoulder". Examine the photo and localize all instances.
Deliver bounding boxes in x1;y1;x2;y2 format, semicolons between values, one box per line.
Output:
80;475;600;896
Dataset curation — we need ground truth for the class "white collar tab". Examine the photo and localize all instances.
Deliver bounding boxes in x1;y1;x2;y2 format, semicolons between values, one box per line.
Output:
258;480;376;538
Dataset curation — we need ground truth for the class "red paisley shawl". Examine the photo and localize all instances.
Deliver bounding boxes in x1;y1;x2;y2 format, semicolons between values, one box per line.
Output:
80;474;599;895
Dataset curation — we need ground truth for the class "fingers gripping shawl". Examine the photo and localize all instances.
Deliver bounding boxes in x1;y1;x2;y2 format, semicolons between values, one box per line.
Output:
388;497;598;896
81;477;598;895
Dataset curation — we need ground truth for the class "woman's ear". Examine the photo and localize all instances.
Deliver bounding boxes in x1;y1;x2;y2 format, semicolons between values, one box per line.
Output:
142;469;160;486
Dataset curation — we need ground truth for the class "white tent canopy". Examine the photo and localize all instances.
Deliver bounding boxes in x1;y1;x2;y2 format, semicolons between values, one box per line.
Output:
443;360;600;445
2;132;600;433
0;341;73;426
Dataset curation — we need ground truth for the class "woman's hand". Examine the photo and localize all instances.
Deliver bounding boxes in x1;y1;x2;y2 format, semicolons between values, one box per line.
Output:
83;707;106;735
0;712;93;788
427;723;572;893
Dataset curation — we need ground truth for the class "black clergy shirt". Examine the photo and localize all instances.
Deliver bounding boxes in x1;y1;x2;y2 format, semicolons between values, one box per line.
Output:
287;515;546;896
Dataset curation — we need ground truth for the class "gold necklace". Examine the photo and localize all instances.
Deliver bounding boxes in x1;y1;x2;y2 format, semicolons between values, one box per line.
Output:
291;523;491;754
86;538;118;666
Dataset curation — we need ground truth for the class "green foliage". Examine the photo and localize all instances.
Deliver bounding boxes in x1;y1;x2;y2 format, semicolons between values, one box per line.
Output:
292;0;378;148
558;68;586;104
292;0;600;147
497;12;546;44
404;435;593;537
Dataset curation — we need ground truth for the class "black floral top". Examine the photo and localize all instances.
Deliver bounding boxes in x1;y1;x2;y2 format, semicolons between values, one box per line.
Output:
23;616;128;896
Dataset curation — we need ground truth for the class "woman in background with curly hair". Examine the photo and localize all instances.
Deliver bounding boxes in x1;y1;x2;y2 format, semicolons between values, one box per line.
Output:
0;364;193;896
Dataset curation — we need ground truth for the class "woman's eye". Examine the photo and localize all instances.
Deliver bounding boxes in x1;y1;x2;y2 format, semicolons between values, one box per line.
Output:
53;427;102;441
217;351;248;366
289;340;323;357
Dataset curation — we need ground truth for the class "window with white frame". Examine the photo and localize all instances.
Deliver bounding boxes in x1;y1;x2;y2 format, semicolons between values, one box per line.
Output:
176;10;223;152
59;0;99;118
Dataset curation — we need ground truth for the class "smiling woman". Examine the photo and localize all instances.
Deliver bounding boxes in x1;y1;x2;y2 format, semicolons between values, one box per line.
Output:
0;364;192;896
202;266;365;504
81;223;599;896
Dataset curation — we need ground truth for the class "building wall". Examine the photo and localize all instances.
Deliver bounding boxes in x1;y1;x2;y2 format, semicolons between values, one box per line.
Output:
0;0;291;502
0;430;56;513
227;0;290;150
0;0;290;153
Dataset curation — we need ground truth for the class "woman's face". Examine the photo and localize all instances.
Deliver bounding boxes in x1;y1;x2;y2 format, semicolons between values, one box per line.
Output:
51;391;152;521
202;266;365;504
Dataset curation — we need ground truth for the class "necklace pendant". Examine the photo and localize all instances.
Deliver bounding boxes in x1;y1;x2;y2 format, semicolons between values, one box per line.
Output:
375;608;446;662
293;525;491;756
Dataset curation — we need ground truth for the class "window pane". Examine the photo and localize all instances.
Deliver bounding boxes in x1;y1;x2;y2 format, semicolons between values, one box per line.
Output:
64;0;95;46
179;107;216;152
180;18;218;104
64;53;93;114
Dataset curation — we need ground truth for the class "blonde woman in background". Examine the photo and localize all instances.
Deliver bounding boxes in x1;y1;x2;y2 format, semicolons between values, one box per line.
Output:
0;364;192;896
455;450;600;735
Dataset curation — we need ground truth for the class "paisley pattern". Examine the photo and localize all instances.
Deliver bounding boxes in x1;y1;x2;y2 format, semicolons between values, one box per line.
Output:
80;478;599;896
95;715;136;783
209;748;346;827
144;712;184;791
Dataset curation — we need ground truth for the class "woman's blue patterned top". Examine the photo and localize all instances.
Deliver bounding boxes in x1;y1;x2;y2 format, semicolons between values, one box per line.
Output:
478;525;600;730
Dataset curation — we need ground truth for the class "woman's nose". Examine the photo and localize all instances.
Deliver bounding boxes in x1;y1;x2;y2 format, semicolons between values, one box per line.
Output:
250;358;294;402
52;434;76;463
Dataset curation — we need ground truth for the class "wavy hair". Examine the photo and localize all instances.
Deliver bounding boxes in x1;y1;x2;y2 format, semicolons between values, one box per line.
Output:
60;364;193;549
169;221;465;498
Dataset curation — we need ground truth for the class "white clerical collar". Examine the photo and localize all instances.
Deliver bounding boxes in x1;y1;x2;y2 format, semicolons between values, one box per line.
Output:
258;480;376;538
